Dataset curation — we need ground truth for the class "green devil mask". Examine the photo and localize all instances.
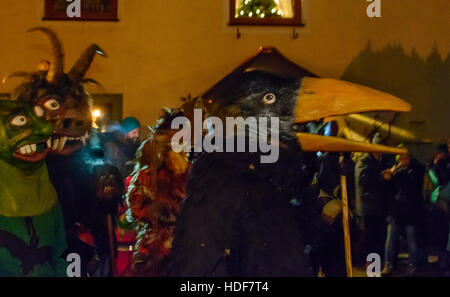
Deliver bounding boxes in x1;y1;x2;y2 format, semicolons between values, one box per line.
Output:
0;100;57;217
0;100;53;170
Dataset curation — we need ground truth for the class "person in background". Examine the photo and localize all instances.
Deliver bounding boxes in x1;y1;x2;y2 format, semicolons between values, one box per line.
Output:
381;150;425;276
354;133;393;265
424;143;450;273
104;117;141;178
314;121;347;277
426;144;450;204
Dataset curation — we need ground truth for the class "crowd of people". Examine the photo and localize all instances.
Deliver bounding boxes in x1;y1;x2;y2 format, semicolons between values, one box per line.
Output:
85;107;450;276
96;114;450;277
314;131;450;277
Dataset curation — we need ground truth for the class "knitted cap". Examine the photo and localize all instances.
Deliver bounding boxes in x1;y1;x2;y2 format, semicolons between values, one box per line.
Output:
121;117;140;133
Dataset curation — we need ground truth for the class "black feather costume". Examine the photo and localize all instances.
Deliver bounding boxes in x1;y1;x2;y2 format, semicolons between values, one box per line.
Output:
169;48;324;276
170;149;326;276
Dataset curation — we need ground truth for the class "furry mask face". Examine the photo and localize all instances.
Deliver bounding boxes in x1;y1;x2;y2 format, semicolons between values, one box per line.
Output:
0;100;53;170
9;27;105;156
22;76;93;155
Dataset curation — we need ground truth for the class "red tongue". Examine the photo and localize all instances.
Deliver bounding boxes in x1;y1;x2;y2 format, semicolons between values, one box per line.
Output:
13;149;49;162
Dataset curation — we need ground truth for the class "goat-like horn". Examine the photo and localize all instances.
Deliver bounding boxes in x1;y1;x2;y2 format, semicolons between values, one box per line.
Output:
82;78;103;88
81;78;105;90
28;27;64;84
69;44;106;82
2;72;32;84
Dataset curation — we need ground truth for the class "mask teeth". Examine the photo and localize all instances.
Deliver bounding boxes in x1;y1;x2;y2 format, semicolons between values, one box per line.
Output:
48;133;87;150
59;136;67;151
17;143;38;155
52;138;60;151
80;131;89;146
19;146;27;155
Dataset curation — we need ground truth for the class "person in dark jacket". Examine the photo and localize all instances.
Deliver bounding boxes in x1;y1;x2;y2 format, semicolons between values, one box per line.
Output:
380;152;425;276
313;122;354;276
47;146;124;276
315;151;347;277
424;143;450;273
104;117;141;178
354;133;393;265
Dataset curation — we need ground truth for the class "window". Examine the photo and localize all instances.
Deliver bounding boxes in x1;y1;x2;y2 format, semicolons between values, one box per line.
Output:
43;0;118;21
91;94;123;128
229;0;303;26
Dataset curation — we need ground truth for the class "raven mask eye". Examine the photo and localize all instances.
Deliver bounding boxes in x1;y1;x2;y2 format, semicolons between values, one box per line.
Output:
262;93;276;105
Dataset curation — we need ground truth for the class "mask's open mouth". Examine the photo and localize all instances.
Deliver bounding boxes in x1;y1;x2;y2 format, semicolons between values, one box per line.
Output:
14;141;49;162
102;181;116;198
48;131;89;156
97;175;119;201
293;78;411;154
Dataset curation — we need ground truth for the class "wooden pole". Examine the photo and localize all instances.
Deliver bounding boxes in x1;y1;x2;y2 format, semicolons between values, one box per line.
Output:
340;175;353;277
107;213;116;276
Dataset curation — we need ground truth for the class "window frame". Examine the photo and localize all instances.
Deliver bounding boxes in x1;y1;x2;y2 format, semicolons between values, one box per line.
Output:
229;0;304;26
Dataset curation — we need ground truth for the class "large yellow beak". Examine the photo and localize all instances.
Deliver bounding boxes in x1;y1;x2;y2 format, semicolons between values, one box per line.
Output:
297;133;408;154
295;78;411;154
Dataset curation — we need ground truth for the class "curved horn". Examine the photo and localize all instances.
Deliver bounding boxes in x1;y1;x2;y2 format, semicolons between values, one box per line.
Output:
82;78;104;88
2;72;32;84
81;78;104;90
69;44;106;82
28;27;64;84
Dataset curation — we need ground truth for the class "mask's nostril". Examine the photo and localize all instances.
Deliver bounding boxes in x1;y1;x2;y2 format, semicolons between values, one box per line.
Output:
75;120;84;127
63;119;72;128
